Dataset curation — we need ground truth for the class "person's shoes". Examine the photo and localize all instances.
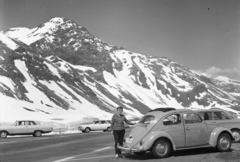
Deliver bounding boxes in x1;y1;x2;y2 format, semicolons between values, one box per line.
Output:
115;154;119;159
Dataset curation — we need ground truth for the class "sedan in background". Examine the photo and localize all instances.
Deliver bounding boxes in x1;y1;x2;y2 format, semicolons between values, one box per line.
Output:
78;120;111;133
197;108;240;142
0;120;53;138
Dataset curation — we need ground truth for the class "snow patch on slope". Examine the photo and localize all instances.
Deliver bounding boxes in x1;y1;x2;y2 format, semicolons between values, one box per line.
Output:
0;33;19;50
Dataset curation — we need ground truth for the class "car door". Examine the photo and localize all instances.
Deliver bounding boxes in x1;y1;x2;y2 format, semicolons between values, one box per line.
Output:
13;121;28;134
91;121;100;130
100;121;108;130
27;121;37;133
23;121;33;133
183;112;208;147
163;113;185;148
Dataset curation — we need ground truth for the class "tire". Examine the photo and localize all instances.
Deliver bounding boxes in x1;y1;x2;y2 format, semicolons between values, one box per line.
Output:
85;127;91;133
107;127;111;132
0;131;8;138
134;151;146;155
216;133;232;152
151;139;171;158
33;130;42;137
232;129;240;143
82;131;86;133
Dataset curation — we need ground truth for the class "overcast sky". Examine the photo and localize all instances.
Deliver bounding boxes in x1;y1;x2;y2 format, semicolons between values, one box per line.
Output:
1;0;240;80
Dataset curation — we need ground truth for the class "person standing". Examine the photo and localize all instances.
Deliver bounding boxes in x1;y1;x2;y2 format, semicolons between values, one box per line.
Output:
111;106;134;159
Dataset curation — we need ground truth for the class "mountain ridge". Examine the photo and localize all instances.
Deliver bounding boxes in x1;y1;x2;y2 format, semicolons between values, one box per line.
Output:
0;17;239;123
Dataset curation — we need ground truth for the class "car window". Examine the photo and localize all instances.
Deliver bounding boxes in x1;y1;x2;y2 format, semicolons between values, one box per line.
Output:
30;121;37;125
163;114;181;125
228;111;238;119
139;115;155;124
95;121;99;124
183;113;202;124
213;111;230;120
18;121;24;125
101;121;106;124
198;112;212;120
25;121;30;125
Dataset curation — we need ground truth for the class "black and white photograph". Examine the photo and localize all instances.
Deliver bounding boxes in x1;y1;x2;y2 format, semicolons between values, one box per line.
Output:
0;0;240;161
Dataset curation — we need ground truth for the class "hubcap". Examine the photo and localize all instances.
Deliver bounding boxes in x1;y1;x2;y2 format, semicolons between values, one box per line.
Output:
36;131;41;136
219;137;230;149
1;132;6;137
156;142;167;155
232;131;240;142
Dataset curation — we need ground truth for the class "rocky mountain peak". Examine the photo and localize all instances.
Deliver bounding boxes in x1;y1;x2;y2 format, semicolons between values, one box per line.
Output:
0;17;239;122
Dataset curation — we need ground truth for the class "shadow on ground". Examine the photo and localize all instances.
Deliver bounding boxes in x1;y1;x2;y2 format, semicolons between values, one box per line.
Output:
120;147;221;160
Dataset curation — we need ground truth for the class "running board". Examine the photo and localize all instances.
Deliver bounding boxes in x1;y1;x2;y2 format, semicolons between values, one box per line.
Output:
176;145;212;151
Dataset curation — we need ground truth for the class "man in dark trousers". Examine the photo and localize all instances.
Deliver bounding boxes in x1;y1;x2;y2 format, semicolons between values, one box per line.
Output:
111;106;134;159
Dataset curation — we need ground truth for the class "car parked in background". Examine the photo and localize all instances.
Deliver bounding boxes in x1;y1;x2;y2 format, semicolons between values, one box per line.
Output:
78;120;111;133
196;108;240;142
118;108;234;159
0;120;53;138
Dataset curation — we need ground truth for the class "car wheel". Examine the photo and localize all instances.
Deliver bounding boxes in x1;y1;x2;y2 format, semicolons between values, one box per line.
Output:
134;151;146;155
0;131;8;138
107;127;111;132
151;139;171;158
82;130;86;133
217;133;231;152
85;127;91;133
33;130;42;137
232;129;240;142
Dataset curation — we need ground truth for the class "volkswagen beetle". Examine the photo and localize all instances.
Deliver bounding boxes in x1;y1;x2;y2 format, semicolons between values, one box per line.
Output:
118;108;234;158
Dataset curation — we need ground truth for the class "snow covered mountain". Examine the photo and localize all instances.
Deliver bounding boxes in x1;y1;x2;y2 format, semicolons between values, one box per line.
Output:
210;76;240;106
0;17;239;123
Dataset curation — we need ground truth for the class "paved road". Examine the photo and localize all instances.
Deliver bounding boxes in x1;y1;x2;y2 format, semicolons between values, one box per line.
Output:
0;129;240;162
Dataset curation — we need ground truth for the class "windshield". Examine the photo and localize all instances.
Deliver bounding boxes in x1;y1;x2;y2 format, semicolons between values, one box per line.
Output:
139;115;155;124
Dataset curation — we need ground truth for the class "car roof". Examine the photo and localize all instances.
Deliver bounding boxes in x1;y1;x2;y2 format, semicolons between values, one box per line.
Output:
149;107;176;112
17;120;34;122
95;120;110;121
146;108;195;119
196;108;226;112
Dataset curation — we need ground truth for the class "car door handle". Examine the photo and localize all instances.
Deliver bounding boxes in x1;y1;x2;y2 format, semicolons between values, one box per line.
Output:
186;127;190;130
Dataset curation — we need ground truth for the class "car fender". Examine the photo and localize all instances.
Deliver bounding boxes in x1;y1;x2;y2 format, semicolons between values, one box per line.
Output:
80;124;89;129
0;126;13;134
209;127;234;146
141;131;176;151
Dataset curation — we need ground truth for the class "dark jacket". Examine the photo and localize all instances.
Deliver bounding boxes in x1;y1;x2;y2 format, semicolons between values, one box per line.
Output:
111;114;133;130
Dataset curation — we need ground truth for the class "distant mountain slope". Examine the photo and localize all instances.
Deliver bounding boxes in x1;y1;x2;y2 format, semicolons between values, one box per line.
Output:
0;17;239;122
